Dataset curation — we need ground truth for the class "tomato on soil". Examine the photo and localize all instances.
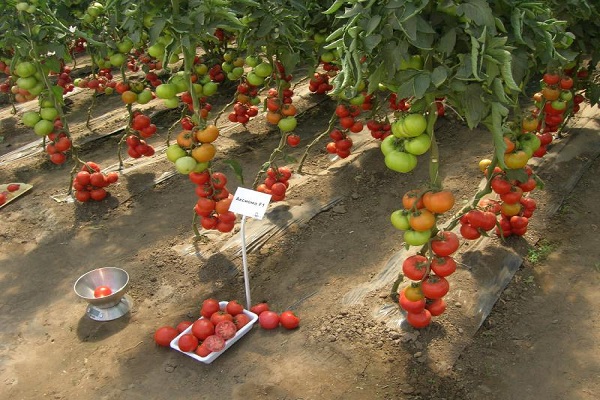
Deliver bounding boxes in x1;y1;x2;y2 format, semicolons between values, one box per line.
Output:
250;302;269;315
154;326;179;347
258;310;280;330
279;311;300;329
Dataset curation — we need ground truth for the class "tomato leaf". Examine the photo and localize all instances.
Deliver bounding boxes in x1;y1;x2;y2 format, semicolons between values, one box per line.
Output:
431;66;448;88
222;159;244;185
505;169;528;183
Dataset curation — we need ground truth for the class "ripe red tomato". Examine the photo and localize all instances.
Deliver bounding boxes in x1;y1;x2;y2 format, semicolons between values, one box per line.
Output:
154;326;179;347
93;285;112;298
201;298;221;318
406;309;432;329
430;256;457;277
258;310;280;330
178;333;199;352
279;311;300;329
399;291;426;313
250;302;270;315
233;313;251;330
421;275;450;299
490;176;513;195
460;223;481;240
191;319;215;340
425;298;447;316
195;344;212;357
225;300;244;316
203;334;226;352
402;255;429;281
500;186;523;204
210;311;233;325
215;320;237;340
286;134;300;147
176;321;193;333
7;183;20;192
430;231;460;257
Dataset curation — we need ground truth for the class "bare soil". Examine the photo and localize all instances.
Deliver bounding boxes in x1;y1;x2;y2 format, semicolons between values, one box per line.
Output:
1;78;599;400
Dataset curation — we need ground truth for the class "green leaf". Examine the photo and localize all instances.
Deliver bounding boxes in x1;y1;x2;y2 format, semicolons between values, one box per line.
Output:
365;15;382;35
457;0;496;31
362;34;382;52
463;84;487;128
438;28;456;55
323;0;345;15
506;168;528;183
431;66;447;88
223;159;244;185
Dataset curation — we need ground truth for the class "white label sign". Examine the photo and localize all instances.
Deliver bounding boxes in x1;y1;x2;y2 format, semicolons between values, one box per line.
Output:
229;187;271;219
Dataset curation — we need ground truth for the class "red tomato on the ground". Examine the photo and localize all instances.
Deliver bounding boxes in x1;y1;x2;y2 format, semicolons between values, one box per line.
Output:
178;333;199;352
203;335;226;352
215;320;237;340
191;319;215;340
258;311;280;330
279;311;300;329
154;326;179;347
250;302;270;315
93;285;112;298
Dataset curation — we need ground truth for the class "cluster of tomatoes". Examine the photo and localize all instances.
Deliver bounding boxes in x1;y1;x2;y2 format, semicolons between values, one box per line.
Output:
389;93;411;112
308;63;335;94
382;113;430;173
50;64;75;95
191;170;237;232
74;69;116;94
0;184;20;206
208;63;226;83
72;162;118;202
325;102;365;158
256;166;292;202
486;167;538;237
69;37;87;55
250;301;300;330
265;87;298;135
130;112;157;139
45;127;72;165
228;100;259;125
393;189;458;329
0;59;11;94
125;135;155;159
143;71;163;88
155;299;254;356
366;119;392;141
391;189;456;247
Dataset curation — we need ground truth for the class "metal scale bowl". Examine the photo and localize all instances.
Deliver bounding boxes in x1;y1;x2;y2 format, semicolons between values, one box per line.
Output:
73;267;133;321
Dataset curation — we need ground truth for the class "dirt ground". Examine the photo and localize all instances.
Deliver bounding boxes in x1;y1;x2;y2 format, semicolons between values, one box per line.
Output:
0;74;599;400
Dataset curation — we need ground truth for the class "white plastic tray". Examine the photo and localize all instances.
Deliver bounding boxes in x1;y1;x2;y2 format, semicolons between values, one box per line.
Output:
170;301;258;364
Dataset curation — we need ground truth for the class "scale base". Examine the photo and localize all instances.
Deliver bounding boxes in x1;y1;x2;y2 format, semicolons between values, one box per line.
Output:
85;295;133;321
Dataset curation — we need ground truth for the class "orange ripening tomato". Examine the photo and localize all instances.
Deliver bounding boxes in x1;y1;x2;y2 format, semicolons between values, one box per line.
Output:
402;189;424;210
422;190;455;214
409;209;436;232
196;125;220;143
